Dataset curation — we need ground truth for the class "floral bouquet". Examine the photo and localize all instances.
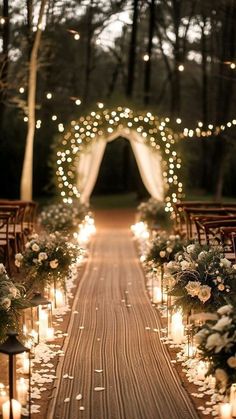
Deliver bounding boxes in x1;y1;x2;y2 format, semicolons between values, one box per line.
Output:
39;202;89;234
137;198;170;229
0;264;27;341
15;233;81;291
195;304;236;393
167;243;236;313
146;232;185;267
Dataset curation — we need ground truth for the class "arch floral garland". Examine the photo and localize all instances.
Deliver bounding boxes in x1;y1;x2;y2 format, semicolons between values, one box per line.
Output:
54;106;184;212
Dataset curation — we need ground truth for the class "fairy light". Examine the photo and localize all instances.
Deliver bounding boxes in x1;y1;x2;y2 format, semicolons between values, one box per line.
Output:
75;99;81;106
54;106;184;209
19;87;25;94
74;33;80;40
52;115;57;121
46;92;52;99
0;17;5;25
178;64;184;72
143;54;150;62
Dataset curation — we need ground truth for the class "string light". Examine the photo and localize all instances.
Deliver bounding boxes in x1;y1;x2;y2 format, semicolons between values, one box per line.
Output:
75;99;81;106
55;106;184;208
19;87;25;94
0;17;5;25
143;54;150;62
46;92;52;99
74;33;80;41
178;64;184;72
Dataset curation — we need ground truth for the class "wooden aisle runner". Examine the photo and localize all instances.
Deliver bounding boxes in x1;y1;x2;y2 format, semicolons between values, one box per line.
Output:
48;227;199;419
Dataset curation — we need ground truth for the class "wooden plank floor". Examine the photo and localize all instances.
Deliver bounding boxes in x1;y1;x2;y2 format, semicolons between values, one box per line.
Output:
48;223;199;419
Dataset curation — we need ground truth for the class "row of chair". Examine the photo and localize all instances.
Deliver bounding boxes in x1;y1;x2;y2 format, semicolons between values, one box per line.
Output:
0;200;37;272
173;201;236;261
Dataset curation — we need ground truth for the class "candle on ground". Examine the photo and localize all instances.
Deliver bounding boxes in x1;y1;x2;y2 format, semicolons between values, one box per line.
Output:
46;327;54;342
171;311;185;344
220;403;232;419
17;378;27;405
2;399;21;419
230;383;236;417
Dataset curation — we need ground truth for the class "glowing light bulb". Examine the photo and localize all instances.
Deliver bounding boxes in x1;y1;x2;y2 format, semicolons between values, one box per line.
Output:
19;87;25;94
46;92;52;99
176;118;182;124
0;18;5;25
230;62;236;69
52;115;57;121
74;33;80;40
75;99;81;106
178;64;184;72
97;102;104;109
143;54;149;62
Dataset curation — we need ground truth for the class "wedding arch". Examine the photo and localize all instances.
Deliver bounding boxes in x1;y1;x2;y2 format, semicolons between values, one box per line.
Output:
54;106;184;212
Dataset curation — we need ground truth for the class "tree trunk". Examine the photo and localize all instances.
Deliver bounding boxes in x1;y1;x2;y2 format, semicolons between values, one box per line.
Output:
20;0;47;200
170;0;181;117
126;0;139;98
0;0;9;129
144;0;155;105
213;1;236;199
83;0;94;103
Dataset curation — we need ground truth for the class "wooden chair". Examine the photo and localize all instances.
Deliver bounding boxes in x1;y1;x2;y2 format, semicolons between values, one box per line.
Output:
0;213;12;272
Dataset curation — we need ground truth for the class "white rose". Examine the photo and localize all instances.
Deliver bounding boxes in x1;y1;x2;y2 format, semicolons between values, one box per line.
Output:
0;263;6;274
50;259;59;269
227;356;236;368
206;333;230;353
186;244;195;254
220;258;231;268
9;286;19;298
166;247;173;254
38;252;48;261
198;285;211;303
232;264;236;270
185;281;201;297
15;253;23;261
194;328;208;345
32;243;40;252
169;235;176;241
217;305;233;316
1;297;11;310
159;251;166;258
33;258;38;264
15;260;21;268
25;242;31;249
180;260;190;270
198;251;208;260
213;316;232;331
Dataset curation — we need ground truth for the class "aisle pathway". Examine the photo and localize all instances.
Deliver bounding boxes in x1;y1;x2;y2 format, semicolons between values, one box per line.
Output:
48;210;199;419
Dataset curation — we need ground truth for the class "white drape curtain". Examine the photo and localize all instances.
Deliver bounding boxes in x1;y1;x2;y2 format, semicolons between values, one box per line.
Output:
77;128;164;204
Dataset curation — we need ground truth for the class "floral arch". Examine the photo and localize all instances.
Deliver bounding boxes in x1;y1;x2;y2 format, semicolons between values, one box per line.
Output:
55;106;184;213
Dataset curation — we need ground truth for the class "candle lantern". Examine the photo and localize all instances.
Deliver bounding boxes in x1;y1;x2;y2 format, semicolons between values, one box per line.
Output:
0;331;31;418
230;383;236;417
48;280;66;310
29;293;53;343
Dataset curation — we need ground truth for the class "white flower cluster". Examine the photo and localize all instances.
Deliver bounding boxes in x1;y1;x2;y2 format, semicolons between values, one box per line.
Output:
0;264;21;311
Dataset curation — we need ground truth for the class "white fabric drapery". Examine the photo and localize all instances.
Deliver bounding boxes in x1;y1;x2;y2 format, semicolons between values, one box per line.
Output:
77;128;164;204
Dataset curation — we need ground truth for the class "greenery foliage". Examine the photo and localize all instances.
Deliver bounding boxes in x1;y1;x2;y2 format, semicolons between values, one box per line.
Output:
195;305;236;393
137;198;171;228
167;244;236;313
39;202;89;233
0;264;27;342
15;233;81;291
146;233;185;266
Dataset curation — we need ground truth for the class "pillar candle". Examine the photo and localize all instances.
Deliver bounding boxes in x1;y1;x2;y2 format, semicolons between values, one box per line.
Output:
17;378;27;405
171;311;185;344
230;383;236;417
46;327;54;342
39;308;49;341
220;403;232;419
2;399;21;419
152;286;162;303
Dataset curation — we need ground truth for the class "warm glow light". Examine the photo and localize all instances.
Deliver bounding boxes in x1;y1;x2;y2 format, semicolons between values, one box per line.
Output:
143;54;149;62
230;62;236;69
52;115;57;121
0;18;5;25
19;87;24;94
46;92;52;99
178;64;184;72
75;99;81;106
176;118;182;124
74;33;80;40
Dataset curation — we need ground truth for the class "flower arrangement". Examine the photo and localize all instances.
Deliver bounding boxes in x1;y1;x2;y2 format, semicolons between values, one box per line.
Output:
15;233;81;291
39;202;89;233
0;264;27;341
137;198;170;229
167;244;236;313
195;304;236;393
146;233;185;267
